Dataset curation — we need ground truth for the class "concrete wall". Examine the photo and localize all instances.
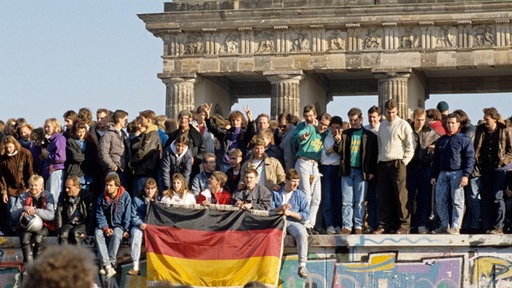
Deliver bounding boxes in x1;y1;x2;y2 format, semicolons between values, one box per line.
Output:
279;234;512;288
4;235;511;287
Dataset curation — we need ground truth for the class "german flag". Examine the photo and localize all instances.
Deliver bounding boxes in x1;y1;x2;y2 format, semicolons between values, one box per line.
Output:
144;203;286;287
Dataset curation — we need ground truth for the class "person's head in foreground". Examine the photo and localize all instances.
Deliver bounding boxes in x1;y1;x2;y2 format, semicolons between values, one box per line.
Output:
22;245;96;288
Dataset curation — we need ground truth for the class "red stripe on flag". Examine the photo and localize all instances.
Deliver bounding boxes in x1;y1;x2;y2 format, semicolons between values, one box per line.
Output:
145;225;284;260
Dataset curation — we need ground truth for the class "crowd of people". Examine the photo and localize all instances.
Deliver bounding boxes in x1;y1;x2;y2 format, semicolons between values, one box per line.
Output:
1;99;512;281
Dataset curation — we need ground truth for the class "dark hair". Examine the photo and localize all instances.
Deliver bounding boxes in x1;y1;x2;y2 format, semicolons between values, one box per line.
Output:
245;167;259;177
347;107;363;118
113;110;128;124
175;133;189;146
330;116;343;125
303;104;317;116
452;109;470;126
368;105;381;115
71;119;88;138
105;173;121;187
63;110;78;121
426;108;442;121
285;168;300;181
384;99;398;110
483;107;500;121
446;113;461;123
139;110;157;122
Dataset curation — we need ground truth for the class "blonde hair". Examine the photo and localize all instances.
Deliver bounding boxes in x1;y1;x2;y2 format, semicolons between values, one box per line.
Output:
44;118;62;134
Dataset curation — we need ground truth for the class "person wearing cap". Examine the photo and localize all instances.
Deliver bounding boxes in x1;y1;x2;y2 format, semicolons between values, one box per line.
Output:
11;175;55;263
436;101;450;117
164;110;206;185
436;101;450;133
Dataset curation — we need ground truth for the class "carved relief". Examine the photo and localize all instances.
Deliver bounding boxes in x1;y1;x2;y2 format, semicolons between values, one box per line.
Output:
473;25;495;46
219;33;240;54
437;26;457;48
399;28;419;49
183;33;204;55
290;31;310;52
364;29;381;49
256;31;275;53
326;30;345;51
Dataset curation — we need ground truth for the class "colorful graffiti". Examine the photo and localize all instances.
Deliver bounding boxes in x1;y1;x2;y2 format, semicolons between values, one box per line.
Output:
472;256;512;287
279;252;463;288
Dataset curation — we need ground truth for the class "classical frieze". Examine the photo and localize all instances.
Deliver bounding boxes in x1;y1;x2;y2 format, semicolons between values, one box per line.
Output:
161;21;511;58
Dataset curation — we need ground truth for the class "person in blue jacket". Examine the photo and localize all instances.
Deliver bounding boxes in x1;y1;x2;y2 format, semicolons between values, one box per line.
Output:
271;168;310;279
127;177;158;276
95;172;132;279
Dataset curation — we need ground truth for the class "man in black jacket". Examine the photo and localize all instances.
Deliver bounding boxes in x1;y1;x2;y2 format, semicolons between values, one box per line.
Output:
165;110;206;185
56;175;94;245
406;108;440;234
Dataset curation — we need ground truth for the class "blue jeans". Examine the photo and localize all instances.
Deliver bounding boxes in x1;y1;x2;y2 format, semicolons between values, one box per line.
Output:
341;169;367;230
130;227;144;264
95;227;124;267
320;165;341;228
286;221;308;264
435;170;465;229
479;169;506;231
406;166;432;229
295;158;321;229
462;177;481;231
46;169;63;202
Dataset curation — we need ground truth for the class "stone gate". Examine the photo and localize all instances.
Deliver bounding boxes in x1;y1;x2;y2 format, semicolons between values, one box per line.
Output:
139;0;512;119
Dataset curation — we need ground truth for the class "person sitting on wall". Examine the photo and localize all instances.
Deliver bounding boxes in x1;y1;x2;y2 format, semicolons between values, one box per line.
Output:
11;174;55;264
271;168;310;279
55;175;94;245
95;172;132;279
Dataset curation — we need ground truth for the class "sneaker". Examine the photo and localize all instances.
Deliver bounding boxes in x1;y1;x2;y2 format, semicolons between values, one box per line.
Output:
127;269;140;276
297;266;308;279
354;228;363;235
326;226;336;235
373;227;386;234
447;228;460;235
487;228;504;235
106;266;117;279
417;226;428;234
306;228;319;235
340;228;351;235
395;227;409;234
431;227;447;234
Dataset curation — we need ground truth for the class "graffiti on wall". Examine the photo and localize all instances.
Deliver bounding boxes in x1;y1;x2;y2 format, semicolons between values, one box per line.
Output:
471;256;512;287
279;252;463;288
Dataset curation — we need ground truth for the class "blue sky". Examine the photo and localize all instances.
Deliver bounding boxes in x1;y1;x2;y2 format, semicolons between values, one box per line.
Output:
2;1;510;127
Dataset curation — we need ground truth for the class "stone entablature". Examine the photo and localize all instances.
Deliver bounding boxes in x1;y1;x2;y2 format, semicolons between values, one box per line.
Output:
141;3;512;72
159;22;510;58
164;0;494;12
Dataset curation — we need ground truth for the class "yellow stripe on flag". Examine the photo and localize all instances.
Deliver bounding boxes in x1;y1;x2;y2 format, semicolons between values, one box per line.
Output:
147;252;281;286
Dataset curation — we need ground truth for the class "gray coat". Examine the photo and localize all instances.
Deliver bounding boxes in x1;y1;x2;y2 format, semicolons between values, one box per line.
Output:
99;126;129;173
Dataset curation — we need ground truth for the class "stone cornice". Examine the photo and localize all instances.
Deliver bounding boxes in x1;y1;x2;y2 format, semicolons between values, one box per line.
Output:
139;2;512;31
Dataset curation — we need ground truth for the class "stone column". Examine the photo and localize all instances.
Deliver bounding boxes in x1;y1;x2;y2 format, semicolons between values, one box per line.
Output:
161;76;197;119
373;70;411;119
265;73;304;119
